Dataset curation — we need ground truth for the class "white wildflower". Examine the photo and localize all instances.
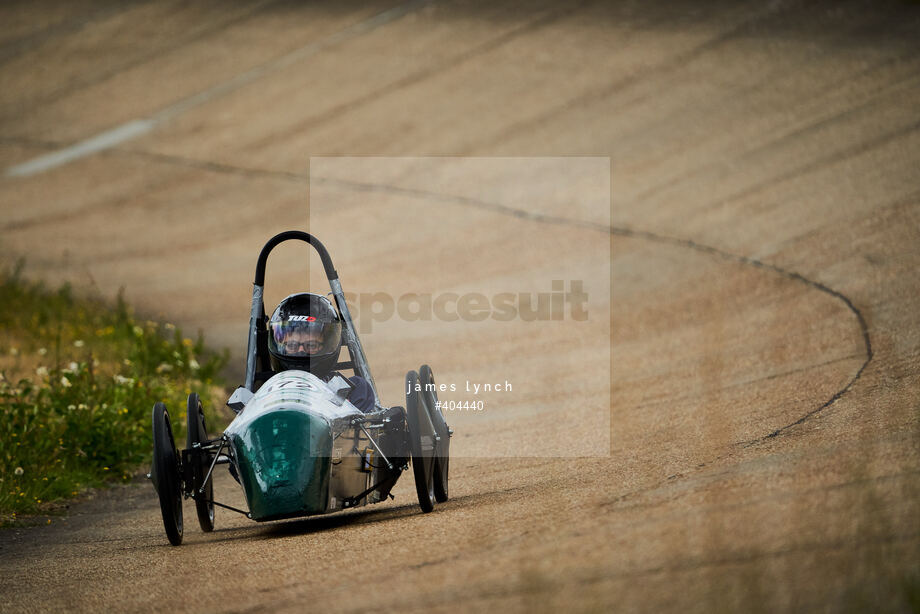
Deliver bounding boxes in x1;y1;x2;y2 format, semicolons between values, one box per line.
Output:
14;467;24;476
38;348;48;356
73;340;85;348
132;326;143;337
156;363;173;374
36;366;49;377
113;374;135;386
60;376;72;388
67;404;76;411
189;359;200;370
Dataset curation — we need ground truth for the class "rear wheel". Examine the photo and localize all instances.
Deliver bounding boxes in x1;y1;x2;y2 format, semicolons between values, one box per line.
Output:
419;364;449;503
151;403;183;546
406;370;435;513
186;393;214;532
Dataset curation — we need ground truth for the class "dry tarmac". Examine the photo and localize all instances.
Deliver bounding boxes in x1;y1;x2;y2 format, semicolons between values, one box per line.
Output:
0;1;918;612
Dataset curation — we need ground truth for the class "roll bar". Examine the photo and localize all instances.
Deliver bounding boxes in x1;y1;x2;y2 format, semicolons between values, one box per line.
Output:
254;230;337;285
243;231;379;408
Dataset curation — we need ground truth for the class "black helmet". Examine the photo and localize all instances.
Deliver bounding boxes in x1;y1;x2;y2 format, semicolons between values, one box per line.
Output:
267;293;342;378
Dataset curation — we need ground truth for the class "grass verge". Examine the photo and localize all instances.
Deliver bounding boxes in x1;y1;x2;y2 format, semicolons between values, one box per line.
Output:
0;261;228;526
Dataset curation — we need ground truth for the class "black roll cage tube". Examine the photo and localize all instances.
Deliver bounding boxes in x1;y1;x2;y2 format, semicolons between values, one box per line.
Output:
243;231;380;408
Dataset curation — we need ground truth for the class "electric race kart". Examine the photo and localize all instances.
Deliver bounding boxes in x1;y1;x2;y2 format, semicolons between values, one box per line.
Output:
149;231;451;546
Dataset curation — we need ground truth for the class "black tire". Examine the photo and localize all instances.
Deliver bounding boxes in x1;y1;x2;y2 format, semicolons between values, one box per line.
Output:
186;393;214;532
419;364;449;503
151;402;183;546
406;370;435;513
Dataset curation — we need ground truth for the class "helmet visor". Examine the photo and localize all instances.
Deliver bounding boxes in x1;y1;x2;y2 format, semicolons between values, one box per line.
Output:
269;318;342;358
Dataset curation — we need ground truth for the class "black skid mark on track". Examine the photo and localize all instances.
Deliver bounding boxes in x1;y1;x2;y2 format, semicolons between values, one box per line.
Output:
610;226;873;444
247;0;600;149
0;1;156;68
0;0;286;118
454;0;805;157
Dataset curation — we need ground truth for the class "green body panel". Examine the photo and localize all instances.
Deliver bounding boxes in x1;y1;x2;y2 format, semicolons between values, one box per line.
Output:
230;409;332;521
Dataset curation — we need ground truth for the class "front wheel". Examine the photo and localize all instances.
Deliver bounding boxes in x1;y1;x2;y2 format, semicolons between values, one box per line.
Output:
406;370;435;513
419;364;449;503
187;393;214;532
151;403;183;546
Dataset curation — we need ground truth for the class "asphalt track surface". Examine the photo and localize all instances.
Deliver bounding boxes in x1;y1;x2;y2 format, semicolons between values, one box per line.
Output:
1;1;919;612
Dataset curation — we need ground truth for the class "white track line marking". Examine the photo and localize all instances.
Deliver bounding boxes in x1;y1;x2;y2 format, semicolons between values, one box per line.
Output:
5;0;428;178
5;120;156;177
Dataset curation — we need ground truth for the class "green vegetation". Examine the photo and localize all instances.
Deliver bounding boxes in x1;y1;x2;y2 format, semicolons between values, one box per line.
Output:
0;261;227;526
